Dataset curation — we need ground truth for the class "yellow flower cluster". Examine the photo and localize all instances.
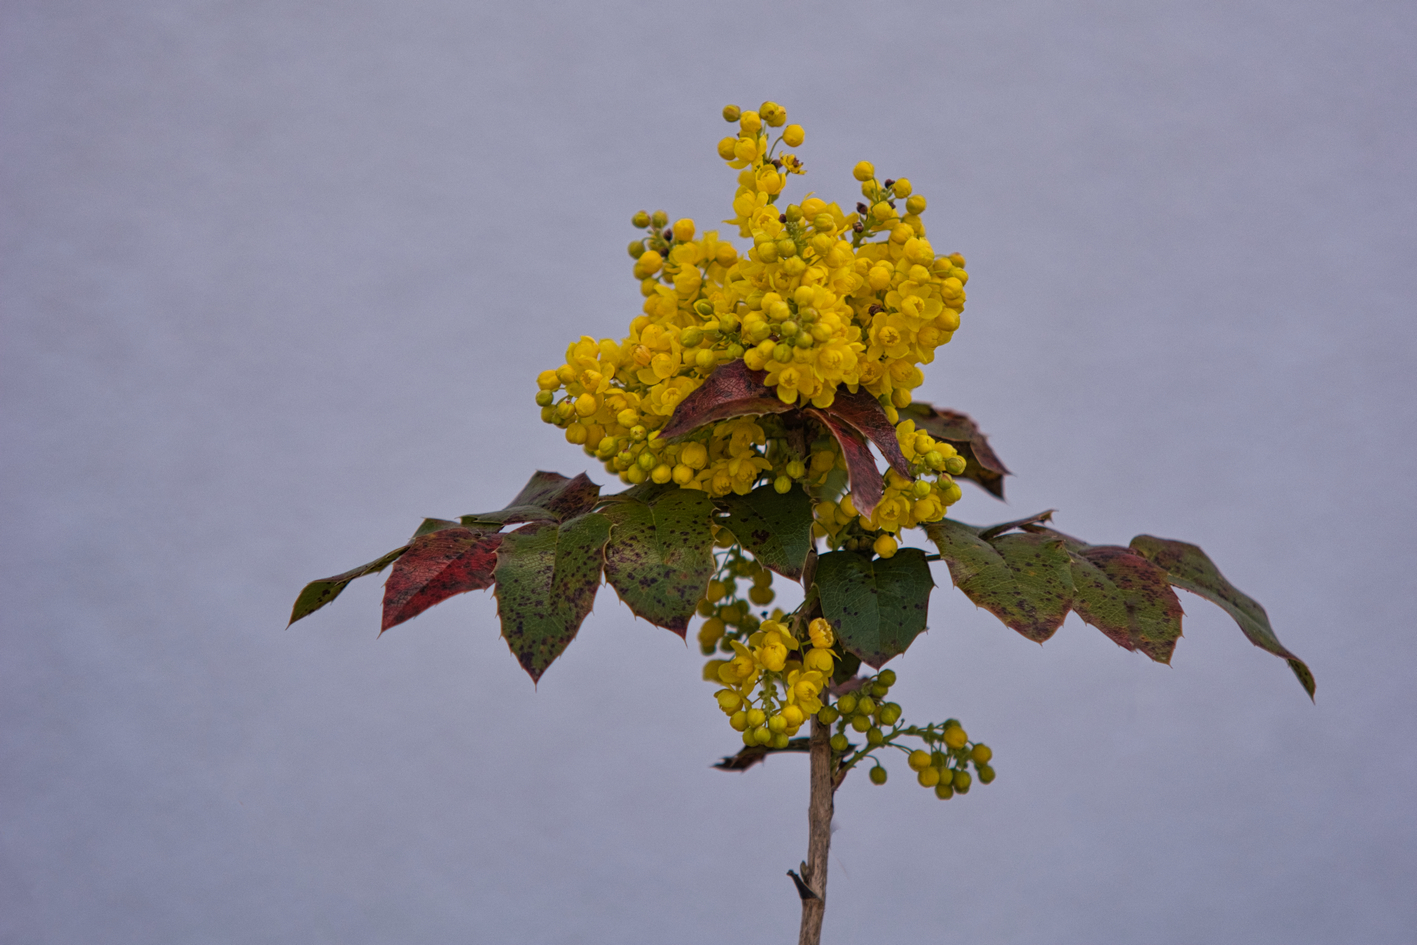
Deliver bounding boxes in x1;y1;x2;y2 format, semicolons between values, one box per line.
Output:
704;616;838;749
533;100;971;536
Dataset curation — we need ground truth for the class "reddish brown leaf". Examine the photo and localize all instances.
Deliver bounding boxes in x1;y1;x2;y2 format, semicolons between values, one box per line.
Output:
823;387;913;479
900;402;1010;499
807;408;886;517
1074;544;1184;663
459;471;601;527
659;360;794;440
382;527;503;631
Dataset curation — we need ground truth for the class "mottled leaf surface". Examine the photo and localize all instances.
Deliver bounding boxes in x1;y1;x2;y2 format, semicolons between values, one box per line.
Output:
807;408;885;516
814;549;933;668
824;387;913;479
601;488;716;634
714;484;813;580
289;546;408;625
660;360;793;440
493;513;613;682
926;519;1073;642
460;471;600;527
1130;535;1314;698
382;528;503;631
901;402;1010;499
1071;544;1183;663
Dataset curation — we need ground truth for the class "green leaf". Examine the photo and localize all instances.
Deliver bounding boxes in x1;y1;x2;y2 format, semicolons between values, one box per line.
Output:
814;549;934;668
925;519;1073;642
1130;535;1314;699
288;545;409;626
714;483;813;580
493;513;613;682
601;488;716;634
460;471;600;527
411;518;463;538
1067;544;1183;663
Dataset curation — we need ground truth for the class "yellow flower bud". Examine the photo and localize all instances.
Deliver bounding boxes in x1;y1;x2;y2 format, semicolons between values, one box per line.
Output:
672;464;695;485
722;104;741;122
906;194;927;215
574;393;598;417
892;178;912;198
672;218;695;242
681;441;708;469
717;136;738;160
759;101;786;127
651;463;673;484
782;124;804;147
739;110;761;134
537;369;560;391
853;161;876;182
873;534;898;558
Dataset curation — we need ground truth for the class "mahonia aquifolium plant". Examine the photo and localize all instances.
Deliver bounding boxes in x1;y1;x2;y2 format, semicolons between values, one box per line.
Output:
290;99;1313;944
533;100;993;795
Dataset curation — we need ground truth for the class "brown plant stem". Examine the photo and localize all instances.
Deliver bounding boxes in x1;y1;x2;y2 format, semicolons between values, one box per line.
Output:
796;714;834;945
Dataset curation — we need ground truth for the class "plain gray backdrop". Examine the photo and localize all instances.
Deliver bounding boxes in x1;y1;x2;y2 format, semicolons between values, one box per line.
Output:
4;2;1414;943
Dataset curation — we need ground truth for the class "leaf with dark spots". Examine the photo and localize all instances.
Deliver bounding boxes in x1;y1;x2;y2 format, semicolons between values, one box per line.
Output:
821;386;913;479
601;488;716;634
460;471;601;527
814;549;934;668
714;483;813;580
1130;535;1314;699
1071;545;1183;663
382;528;504;631
289;546;409;626
900;402;1010;499
807;408;885;516
926;519;1073;642
660;360;794;440
412;518;464;538
493;513;613;682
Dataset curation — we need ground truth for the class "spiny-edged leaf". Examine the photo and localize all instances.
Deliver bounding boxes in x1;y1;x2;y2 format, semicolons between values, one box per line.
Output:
412;518;463;538
1130;535;1314;699
714;483;813;580
601;488;716;634
821;386;913;479
459;471;600;527
926;519;1073;642
1068;544;1183;663
814;549;934;668
807;407;886;516
660;360;794;440
493;512;613;682
289;546;408;626
900;402;1010;499
381;528;503;632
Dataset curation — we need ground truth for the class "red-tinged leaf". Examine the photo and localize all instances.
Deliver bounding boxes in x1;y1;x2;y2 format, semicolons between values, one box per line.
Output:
381;528;503;631
1071;544;1183;663
460;471;600;527
659;360;794;440
713;483;814;580
601;487;716;634
900;402;1010;499
1130;535;1315;699
926;519;1074;642
814;549;934;668
289;546;408;626
822;386;913;479
493;513;613;682
807;407;886;516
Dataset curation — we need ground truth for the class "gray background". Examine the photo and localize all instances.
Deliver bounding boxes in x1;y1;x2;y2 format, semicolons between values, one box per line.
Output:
4;2;1414;943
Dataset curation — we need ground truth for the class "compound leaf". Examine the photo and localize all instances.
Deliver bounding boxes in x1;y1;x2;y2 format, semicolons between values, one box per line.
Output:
601;487;716;634
493;512;613;682
814;549;934;668
714;483;813;580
